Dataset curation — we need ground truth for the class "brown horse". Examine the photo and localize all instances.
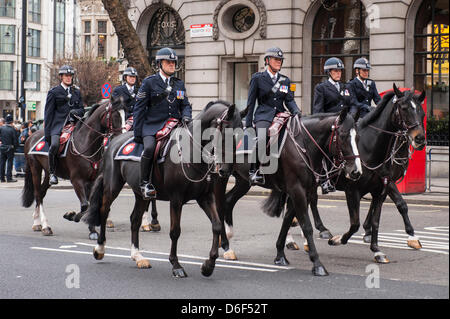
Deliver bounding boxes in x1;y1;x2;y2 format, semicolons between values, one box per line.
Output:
21;97;126;239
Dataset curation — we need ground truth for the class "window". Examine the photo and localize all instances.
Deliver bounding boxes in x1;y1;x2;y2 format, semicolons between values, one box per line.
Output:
28;0;41;23
98;35;106;58
0;0;15;18
26;63;41;91
414;0;449;119
28;29;41;57
54;0;65;58
97;21;107;34
84;20;91;33
311;0;369;92
0;25;15;54
234;62;258;111
0;61;13;90
84;35;91;52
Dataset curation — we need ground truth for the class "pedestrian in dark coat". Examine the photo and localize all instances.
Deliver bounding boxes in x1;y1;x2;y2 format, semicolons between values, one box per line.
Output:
0;115;19;182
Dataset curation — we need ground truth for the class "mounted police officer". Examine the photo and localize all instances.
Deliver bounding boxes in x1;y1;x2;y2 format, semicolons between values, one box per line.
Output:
112;66;139;120
245;47;301;184
347;57;381;118
0;115;18;183
133;47;192;199
44;65;84;185
312;57;350;194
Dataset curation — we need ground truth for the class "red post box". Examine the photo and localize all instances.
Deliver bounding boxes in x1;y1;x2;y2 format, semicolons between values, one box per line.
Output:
379;88;427;194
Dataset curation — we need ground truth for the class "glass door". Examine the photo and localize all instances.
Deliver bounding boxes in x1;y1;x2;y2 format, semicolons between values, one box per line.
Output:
233;62;258;111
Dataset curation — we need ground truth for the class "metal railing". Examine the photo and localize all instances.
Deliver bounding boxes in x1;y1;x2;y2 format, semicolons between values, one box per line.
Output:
426;147;449;192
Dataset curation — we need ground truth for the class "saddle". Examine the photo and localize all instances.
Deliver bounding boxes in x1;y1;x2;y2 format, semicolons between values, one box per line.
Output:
154;118;179;162
59;123;75;153
125;116;134;132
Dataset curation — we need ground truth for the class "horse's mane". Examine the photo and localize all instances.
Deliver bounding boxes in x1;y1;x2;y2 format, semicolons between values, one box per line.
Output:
85;103;102;118
358;91;395;128
204;100;233;111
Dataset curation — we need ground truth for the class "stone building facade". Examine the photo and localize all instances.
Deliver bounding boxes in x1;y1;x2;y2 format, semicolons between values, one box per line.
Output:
127;0;448;117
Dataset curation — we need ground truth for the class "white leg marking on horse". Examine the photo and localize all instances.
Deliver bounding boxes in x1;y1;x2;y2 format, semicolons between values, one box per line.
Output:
131;245;144;262
40;205;49;229
225;223;234;240
286;233;295;244
350;129;362;174
141;211;150;226
33;206;41;226
408;235;420;241
95;244;105;255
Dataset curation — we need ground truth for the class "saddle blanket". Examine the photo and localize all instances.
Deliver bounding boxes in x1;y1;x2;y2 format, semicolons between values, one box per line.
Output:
114;137;171;163
28;136;70;158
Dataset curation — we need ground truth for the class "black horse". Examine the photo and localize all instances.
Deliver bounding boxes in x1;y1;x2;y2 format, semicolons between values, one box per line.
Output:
22;97;126;239
287;85;426;263
213;105;362;275
83;101;241;278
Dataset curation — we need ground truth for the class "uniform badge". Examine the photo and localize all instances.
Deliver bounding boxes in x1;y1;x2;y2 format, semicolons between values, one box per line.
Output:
344;89;350;96
176;90;185;99
280;85;288;93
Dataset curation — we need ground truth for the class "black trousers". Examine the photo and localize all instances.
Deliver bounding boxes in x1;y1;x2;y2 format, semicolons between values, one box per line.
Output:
252;120;272;170
0;146;15;181
48;135;60;174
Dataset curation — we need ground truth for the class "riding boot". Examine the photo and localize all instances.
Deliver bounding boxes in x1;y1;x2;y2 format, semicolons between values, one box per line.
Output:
249;144;264;185
48;153;58;185
140;155;156;199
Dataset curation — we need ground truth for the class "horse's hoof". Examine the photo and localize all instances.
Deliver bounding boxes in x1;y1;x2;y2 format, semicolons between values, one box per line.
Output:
63;211;76;221
407;239;422;250
150;223;161;232
89;231;99;241
319;230;333;239
32;225;42;232
328;235;342;246
286;242;300;250
363;234;372;243
223;249;237;260
136;259;152;269
312;265;329;276
73;213;83;223
274;256;290;266
141;224;152;232
172;268;188;278
201;261;215;277
42;227;53;236
93;249;104;260
106;220;114;228
303;244;310;253
374;253;390;264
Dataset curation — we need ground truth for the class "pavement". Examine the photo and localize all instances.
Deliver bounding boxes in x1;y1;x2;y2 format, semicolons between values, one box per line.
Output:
2;174;448;206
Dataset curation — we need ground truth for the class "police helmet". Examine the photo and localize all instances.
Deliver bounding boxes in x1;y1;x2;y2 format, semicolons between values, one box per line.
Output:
58;65;75;76
324;57;344;73
5;114;13;124
155;47;178;66
123;67;138;81
264;47;285;65
353;57;371;70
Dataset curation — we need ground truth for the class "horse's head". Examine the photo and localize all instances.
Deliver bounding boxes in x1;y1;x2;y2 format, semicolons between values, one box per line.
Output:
199;101;242;178
330;106;362;181
392;84;426;150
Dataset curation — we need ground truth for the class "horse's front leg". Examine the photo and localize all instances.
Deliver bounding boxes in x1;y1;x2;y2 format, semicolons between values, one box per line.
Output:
274;197;296;266
130;195;152;269
370;193;390;264
310;187;333;239
197;193;221;277
169;199;187;278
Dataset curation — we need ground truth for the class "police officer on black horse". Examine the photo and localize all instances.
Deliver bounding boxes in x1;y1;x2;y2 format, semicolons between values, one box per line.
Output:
245;47;301;184
44;65;84;185
312;57;351;193
347;57;381;118
133;47;192;199
112;66;139;121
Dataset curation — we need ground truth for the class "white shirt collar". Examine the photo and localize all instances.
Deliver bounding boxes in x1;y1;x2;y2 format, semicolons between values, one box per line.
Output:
61;82;69;91
159;71;171;84
126;83;134;92
266;69;278;80
357;76;367;85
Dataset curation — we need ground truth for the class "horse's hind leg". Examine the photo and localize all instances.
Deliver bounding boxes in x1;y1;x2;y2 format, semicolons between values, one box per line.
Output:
141;199;161;232
274;198;296;266
169;199;187;278
30;164;52;236
130;195;152;269
310;188;333;239
197;192;221;277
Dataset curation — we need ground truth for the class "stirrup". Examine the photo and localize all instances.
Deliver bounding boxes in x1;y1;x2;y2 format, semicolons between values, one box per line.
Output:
320;181;335;194
49;174;58;185
140;182;156;199
249;169;265;185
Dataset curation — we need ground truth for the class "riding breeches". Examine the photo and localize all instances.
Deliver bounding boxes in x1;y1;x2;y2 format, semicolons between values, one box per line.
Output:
142;135;157;160
252;121;272;169
48;135;60;173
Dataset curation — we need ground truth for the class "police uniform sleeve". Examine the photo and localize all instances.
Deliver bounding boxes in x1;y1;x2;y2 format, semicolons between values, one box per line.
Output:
74;90;85;118
112;86;121;99
133;79;151;138
245;74;258;128
180;82;192;119
284;79;300;115
312;84;324;114
372;81;381;105
44;90;56;141
346;82;362;115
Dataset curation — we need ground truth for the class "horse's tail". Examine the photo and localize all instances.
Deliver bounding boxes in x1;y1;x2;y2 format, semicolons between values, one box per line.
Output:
22;162;35;208
83;174;104;226
262;190;287;218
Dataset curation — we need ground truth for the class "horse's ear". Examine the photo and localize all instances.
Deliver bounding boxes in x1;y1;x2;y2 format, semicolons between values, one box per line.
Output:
226;103;236;121
417;90;426;103
393;83;403;98
338;105;349;124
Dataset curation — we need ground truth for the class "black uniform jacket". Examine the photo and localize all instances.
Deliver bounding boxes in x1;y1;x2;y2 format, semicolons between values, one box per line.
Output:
245;71;300;128
112;84;138;119
347;77;381;117
312;80;349;114
133;74;192;137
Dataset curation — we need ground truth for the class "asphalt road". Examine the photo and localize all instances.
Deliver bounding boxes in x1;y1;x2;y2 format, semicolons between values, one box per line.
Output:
0;187;448;302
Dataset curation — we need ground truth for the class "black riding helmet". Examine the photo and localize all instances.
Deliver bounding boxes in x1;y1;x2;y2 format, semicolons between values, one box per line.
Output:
264;47;285;66
58;65;75;76
155;47;178;68
123;66;138;82
324;57;344;74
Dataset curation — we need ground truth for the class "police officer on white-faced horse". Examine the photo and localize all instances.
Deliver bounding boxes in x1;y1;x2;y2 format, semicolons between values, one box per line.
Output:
133;47;192;199
347;58;381;118
112;66;139;121
44;65;84;185
245;47;301;184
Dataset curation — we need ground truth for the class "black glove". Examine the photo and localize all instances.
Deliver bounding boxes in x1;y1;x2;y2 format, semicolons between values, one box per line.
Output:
134;136;143;144
182;116;192;125
292;110;302;118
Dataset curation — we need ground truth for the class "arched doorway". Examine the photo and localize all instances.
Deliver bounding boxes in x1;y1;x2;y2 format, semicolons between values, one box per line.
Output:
146;5;185;80
414;0;449;119
311;0;370;97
